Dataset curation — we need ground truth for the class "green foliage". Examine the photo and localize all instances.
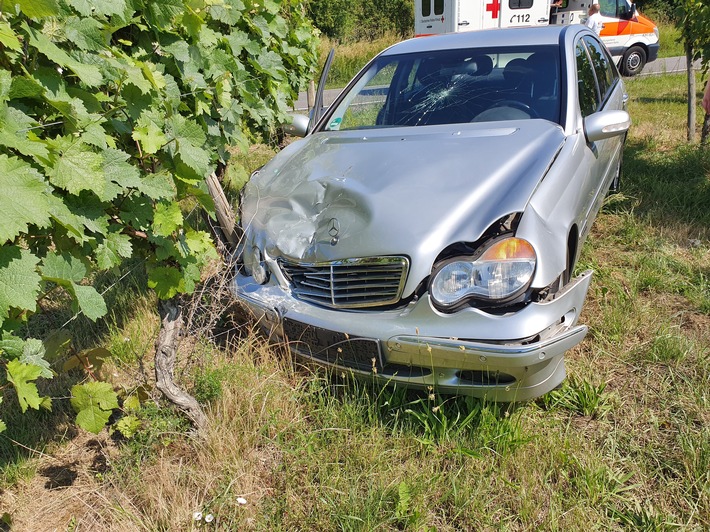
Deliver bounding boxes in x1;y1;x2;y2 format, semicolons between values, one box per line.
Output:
5;359;45;413
70;381;119;434
115;414;142;438
0;0;318;434
307;0;413;42
193;367;223;403
675;0;710;66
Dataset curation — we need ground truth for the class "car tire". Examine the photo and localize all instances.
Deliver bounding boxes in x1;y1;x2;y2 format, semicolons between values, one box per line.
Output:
620;46;646;77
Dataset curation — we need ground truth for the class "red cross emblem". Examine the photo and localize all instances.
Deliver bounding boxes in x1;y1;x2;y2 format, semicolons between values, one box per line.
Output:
486;0;500;19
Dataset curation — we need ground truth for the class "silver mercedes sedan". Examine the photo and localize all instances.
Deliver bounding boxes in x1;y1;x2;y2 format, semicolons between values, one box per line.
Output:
233;25;629;401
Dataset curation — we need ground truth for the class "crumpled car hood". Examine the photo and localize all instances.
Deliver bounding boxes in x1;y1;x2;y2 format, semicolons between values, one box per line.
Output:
241;120;565;293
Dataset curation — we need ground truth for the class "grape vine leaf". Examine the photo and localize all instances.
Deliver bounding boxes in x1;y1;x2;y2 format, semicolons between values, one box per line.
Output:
17;0;60;19
63;16;106;51
41;252;87;285
0;22;21;52
23;24;103;87
169;115;210;176
184;230;217;259
153;201;184;237
148;266;183;299
0;155;56;243
85;0;127;18
95;232;133;270
0;247;41;326
66;0;93;17
132;120;167;155
0;331;24;359
102;148;141;191
50;142;105;196
71;381;119;434
19;338;53;379
139;171;176;200
70;283;108;321
146;0;185;30
6;359;43;413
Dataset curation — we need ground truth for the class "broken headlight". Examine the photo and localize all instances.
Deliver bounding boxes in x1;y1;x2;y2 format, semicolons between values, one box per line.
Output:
429;237;536;308
242;245;269;285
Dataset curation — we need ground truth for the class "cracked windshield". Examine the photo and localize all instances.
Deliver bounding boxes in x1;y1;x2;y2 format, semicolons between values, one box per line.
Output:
326;46;561;130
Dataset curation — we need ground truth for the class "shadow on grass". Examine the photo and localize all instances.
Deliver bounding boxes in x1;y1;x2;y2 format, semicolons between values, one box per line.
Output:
617;137;710;231
1;261;153;475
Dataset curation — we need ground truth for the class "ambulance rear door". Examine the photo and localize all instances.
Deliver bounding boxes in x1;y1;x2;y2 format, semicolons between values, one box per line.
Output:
415;0;456;35
502;0;551;28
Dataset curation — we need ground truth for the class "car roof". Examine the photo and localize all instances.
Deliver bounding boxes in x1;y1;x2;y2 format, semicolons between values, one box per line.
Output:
380;25;580;56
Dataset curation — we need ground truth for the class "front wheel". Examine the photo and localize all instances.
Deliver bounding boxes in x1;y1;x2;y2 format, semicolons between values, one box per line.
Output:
620;46;646;77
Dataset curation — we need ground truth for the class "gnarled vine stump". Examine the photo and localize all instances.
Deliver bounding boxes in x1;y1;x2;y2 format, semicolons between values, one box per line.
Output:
154;298;207;431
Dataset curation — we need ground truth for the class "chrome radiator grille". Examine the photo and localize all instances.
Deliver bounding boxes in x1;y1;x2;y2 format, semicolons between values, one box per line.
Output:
279;256;409;309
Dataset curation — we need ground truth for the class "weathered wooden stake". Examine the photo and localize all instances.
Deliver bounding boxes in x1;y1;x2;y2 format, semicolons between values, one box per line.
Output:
206;171;238;249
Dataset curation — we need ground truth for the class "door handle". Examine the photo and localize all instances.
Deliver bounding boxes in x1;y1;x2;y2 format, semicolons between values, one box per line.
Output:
458;21;470;26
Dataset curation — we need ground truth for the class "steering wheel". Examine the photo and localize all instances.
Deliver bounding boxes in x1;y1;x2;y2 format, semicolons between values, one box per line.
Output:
489;100;539;118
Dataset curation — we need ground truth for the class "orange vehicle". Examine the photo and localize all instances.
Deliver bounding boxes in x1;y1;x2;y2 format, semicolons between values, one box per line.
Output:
414;0;659;76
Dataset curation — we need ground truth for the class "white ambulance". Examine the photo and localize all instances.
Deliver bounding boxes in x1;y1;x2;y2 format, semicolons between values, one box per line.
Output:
414;0;660;76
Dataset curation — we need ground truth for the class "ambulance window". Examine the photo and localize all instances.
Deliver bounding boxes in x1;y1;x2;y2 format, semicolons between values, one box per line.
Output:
616;0;634;19
576;41;599;117
422;0;431;17
434;0;444;15
599;0;618;18
583;36;616;103
510;0;534;8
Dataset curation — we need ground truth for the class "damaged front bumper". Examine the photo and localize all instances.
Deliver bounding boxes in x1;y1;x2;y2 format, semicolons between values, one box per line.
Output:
233;270;593;402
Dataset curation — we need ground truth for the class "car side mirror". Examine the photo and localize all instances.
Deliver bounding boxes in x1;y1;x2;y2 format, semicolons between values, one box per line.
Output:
281;113;309;137
584;110;630;142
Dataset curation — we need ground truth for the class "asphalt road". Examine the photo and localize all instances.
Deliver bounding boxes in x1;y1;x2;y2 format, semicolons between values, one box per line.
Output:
291;55;698;111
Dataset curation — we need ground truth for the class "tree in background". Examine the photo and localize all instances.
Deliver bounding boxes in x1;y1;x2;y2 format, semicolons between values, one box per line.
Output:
636;0;680;20
675;0;710;142
307;0;414;42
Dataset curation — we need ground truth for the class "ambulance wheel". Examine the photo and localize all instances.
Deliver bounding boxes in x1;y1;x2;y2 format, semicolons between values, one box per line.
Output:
620;46;646;76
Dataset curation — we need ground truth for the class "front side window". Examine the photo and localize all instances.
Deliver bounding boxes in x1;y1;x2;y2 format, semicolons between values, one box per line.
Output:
576;41;599;117
599;0;632;18
323;46;562;131
583;36;616;104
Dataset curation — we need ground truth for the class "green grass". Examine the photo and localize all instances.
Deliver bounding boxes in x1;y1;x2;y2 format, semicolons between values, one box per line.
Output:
317;34;403;88
655;20;683;59
1;68;709;531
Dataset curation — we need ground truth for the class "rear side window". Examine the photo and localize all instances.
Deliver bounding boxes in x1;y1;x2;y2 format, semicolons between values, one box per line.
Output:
510;0;534;8
576;41;598;117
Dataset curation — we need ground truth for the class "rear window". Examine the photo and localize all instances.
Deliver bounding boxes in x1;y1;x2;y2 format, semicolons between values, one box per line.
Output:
323;46;562;131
